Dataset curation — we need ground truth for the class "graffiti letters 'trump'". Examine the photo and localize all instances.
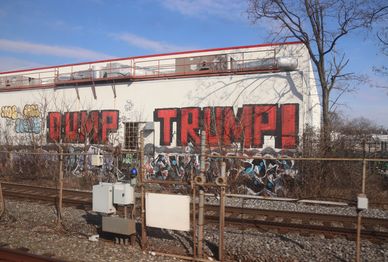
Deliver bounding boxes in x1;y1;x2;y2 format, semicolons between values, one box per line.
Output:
154;104;299;149
47;110;119;144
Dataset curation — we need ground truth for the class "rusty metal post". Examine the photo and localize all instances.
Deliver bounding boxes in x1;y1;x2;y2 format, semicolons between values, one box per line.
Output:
198;190;205;258
139;131;148;250
8;152;14;170
192;171;197;259
198;131;206;258
57;147;64;226
361;159;367;194
356;159;367;262
219;161;226;262
0;182;4;217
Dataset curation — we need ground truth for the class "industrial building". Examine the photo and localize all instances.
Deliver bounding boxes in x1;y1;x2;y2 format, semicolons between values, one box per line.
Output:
0;41;320;151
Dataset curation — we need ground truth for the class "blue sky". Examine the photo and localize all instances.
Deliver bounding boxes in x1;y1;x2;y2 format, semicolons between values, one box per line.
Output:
0;0;387;127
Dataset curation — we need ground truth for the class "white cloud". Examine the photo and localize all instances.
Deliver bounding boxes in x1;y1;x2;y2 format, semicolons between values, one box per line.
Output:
112;33;194;53
0;39;113;60
50;20;84;32
160;0;248;21
0;57;45;72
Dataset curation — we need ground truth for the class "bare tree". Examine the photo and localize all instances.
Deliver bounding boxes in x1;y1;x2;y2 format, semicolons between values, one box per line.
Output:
248;0;388;151
374;26;388;78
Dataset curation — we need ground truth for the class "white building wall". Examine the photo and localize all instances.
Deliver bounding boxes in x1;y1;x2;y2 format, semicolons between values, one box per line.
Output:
0;43;321;151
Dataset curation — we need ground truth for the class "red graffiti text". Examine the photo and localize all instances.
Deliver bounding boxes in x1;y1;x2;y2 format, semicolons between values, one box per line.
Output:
47;110;119;144
154;104;298;149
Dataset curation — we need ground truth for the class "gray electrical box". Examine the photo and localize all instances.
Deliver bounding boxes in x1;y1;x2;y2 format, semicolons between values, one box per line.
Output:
92;183;116;214
102;216;136;235
113;183;135;205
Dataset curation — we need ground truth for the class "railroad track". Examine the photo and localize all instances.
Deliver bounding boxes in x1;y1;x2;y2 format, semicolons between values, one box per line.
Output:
1;182;388;243
1;182;91;206
0;247;65;262
205;205;388;242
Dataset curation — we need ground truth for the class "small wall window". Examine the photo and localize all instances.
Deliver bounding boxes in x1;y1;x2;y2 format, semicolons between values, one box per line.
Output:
124;122;139;150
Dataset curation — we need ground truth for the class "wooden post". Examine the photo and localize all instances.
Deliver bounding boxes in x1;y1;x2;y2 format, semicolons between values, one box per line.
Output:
57;147;64;226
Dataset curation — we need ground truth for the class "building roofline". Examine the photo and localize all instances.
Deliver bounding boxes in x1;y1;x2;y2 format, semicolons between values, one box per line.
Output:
0;41;303;75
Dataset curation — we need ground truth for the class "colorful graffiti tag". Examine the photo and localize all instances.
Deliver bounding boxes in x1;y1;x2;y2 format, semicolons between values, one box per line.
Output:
227;152;297;197
145;153;200;180
46;110;119;144
1;105;18;119
15;118;41;134
0;104;41;134
143;149;297;197
65;146;119;178
154;104;299;149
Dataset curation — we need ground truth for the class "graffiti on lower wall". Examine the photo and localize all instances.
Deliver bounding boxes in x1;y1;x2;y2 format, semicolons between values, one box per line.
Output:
225;150;297;197
0;104;41;134
145;153;200;180
65;146;117;177
143;148;297;197
47;110;119;144
154;103;299;149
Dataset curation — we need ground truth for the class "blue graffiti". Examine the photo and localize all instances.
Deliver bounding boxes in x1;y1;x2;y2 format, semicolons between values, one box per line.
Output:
15;117;41;134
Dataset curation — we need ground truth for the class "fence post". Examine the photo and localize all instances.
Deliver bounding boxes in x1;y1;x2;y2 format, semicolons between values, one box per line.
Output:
198;131;206;258
139;131;148;249
192;170;197;259
57;146;64;226
0;182;4;217
219;161;226;262
191;180;197;258
356;159;367;262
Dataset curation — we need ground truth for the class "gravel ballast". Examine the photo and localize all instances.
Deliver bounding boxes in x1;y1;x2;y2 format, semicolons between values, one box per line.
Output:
0;199;387;262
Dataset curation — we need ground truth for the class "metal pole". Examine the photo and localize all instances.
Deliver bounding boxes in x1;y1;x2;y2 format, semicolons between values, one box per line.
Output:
356;159;367;262
192;171;197;259
198;190;205;258
219;161;226;262
198;131;206;258
361;159;366;194
0;182;4;217
57;147;64;226
139;131;148;250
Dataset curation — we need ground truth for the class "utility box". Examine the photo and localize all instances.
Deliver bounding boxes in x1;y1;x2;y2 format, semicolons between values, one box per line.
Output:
113;183;135;205
92;183;116;214
91;154;103;166
102;216;136;235
357;194;368;210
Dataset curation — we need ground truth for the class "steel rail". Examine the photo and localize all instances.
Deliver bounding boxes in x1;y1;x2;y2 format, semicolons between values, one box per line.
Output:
2;182;387;242
0;247;65;262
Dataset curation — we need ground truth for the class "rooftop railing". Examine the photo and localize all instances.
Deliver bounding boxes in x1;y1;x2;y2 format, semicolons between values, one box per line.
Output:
0;48;298;92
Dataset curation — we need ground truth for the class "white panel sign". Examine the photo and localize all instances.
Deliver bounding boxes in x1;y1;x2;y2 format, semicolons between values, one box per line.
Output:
146;193;190;231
